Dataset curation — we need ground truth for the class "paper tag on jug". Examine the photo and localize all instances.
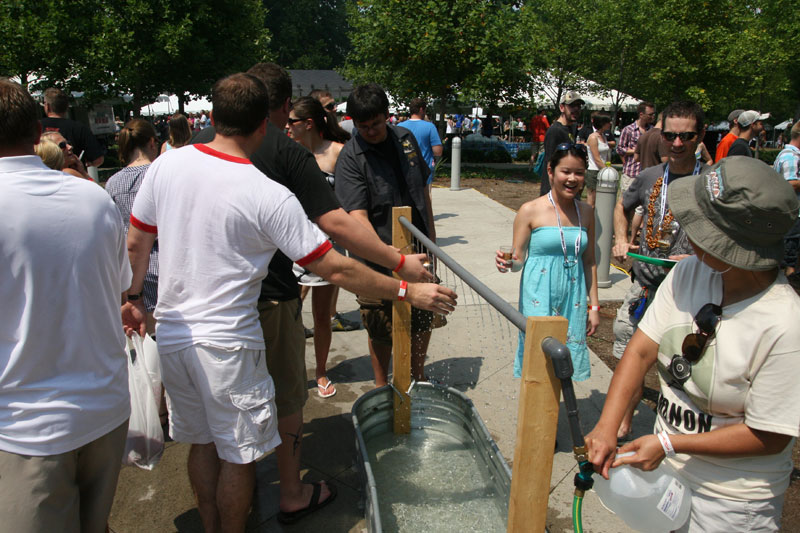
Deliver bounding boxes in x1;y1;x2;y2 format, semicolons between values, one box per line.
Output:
656;477;685;521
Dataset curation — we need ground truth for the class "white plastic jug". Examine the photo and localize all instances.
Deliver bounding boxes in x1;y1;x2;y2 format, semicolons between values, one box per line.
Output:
593;452;691;532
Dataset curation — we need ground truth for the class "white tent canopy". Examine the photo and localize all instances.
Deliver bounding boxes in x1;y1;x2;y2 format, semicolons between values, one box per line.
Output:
499;72;643;112
140;94;212;116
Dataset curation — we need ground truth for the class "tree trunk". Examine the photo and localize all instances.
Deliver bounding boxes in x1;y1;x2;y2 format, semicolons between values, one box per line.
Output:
132;81;142;118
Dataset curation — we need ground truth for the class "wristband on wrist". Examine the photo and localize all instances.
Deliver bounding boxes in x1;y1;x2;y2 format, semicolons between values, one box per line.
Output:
657;430;676;457
128;292;143;302
393;254;406;273
397;280;408;301
589;305;600;311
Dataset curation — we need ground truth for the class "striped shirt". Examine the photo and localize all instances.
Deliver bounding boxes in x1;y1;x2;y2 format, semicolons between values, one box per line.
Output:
617;121;650;179
105;164;159;311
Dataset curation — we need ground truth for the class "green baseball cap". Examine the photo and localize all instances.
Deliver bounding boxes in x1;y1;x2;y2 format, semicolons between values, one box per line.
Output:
668;156;800;270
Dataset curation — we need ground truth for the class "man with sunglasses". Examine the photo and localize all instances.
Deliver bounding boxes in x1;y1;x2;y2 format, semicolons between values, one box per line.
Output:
540;91;584;196
588;156;800;532
611;101;708;440
309;89;337;112
39;131;91;180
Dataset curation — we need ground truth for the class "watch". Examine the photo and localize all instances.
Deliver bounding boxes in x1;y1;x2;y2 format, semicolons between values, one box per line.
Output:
128;292;143;301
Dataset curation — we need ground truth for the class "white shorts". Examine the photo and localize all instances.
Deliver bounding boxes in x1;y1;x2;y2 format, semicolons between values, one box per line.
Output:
674;489;783;533
160;344;281;464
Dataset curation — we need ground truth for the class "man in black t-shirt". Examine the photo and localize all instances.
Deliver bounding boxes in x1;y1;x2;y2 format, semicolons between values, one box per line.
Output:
540;91;584;196
335;83;438;388
39;88;104;167
193;64;433;524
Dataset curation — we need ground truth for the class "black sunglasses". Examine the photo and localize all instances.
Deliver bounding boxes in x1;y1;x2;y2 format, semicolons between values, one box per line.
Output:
668;303;722;387
555;142;588;155
661;131;698;142
57;141;68;149
286;117;305;125
324;102;336;111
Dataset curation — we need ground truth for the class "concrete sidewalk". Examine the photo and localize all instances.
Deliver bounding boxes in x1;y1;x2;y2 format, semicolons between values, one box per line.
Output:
109;186;652;532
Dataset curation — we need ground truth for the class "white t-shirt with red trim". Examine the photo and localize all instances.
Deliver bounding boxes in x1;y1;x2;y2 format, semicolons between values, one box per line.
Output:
131;144;330;353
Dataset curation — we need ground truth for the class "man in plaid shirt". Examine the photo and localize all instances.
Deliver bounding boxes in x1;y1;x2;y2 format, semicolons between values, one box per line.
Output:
773;121;800;273
617;101;655;192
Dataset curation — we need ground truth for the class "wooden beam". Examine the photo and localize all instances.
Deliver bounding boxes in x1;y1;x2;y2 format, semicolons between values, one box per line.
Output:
392;206;413;434
507;316;568;533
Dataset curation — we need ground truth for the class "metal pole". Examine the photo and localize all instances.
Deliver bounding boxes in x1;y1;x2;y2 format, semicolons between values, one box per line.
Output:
450;136;461;191
398;215;527;332
594;164;619;288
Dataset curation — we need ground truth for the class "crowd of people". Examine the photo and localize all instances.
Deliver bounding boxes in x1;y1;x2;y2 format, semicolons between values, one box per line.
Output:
2;65;800;533
497;89;800;532
0;66;459;532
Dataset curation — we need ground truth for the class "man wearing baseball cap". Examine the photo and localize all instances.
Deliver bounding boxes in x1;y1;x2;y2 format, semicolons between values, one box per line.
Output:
540;90;584;196
714;109;744;162
728;110;769;158
588;156;800;532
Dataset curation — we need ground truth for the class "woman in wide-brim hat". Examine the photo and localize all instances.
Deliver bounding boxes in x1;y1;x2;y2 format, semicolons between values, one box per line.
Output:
586;156;800;532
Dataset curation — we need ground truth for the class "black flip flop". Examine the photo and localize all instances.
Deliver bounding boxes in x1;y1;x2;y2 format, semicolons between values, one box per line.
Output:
276;482;338;525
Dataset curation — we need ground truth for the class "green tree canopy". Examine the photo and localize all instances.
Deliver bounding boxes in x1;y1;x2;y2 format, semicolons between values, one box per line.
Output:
1;0;271;114
344;0;526;121
263;0;350;69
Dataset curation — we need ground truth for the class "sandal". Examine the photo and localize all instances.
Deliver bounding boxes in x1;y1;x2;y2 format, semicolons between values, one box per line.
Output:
317;378;336;398
277;482;337;525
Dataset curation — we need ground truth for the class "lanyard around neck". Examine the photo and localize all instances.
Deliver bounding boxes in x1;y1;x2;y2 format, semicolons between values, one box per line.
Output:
658;161;701;228
547;191;582;267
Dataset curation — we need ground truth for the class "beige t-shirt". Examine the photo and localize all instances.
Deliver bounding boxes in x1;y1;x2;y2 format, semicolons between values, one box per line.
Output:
638;256;800;500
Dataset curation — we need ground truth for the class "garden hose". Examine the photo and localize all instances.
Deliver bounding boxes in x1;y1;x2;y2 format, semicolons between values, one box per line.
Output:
540;338;595;533
611;262;629;276
572;492;584;533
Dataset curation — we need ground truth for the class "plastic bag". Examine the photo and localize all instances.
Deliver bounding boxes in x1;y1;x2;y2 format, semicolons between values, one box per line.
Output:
131;332;162;404
123;333;164;470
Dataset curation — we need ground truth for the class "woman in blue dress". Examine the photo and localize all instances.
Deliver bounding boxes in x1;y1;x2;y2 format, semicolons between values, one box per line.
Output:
496;143;600;380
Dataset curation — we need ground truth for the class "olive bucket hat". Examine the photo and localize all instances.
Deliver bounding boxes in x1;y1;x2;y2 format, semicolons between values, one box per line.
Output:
668;156;800;270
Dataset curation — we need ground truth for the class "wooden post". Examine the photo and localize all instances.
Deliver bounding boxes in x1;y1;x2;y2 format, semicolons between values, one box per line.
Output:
392;207;413;434
507;316;568;533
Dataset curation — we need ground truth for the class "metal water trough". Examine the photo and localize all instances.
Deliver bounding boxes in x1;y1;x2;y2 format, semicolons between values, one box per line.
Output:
352;382;512;532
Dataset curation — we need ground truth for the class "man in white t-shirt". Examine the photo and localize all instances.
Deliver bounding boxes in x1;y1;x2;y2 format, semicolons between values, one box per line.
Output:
587;157;800;532
122;73;456;532
0;79;132;531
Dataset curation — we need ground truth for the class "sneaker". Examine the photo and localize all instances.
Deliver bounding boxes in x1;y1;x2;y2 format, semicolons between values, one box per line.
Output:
331;313;360;332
